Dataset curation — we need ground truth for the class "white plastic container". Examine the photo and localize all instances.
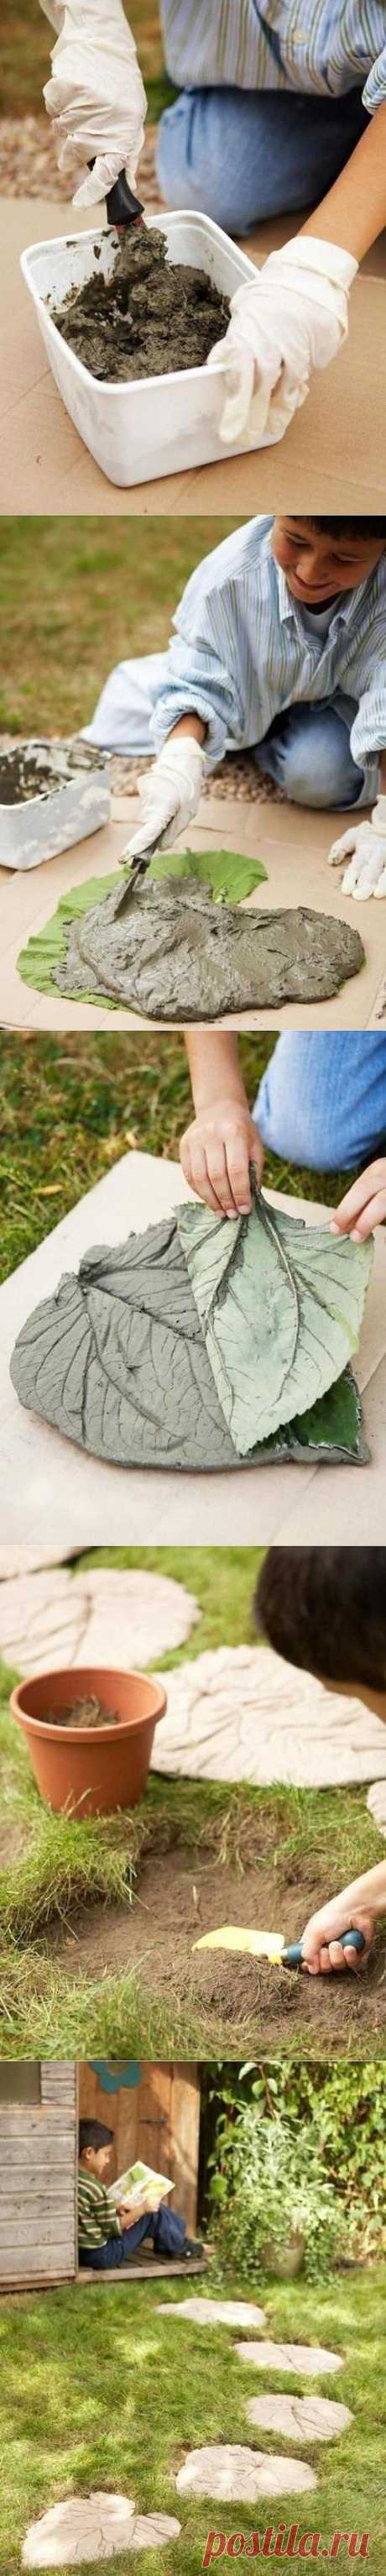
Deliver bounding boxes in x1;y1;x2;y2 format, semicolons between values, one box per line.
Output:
20;211;257;488
0;740;111;869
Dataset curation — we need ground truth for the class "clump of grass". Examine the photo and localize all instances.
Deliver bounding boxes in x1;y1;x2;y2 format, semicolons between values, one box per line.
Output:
0;1809;145;1943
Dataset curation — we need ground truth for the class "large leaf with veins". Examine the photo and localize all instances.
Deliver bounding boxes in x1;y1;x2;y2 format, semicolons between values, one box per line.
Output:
177;1190;373;1455
10;1208;370;1472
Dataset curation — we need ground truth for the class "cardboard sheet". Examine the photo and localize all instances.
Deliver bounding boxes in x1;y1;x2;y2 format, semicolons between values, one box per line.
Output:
1;197;386;515
1;1150;385;1546
1;792;384;1032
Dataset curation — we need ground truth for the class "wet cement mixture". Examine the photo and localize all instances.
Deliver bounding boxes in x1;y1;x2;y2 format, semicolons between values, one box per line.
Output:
50;223;230;383
45;1694;119;1730
51;1842;386;2053
54;875;364;1020
0;739;105;805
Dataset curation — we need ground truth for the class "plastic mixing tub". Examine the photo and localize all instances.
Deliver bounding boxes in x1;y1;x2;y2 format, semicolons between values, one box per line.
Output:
20;210;258;487
0;740;111;869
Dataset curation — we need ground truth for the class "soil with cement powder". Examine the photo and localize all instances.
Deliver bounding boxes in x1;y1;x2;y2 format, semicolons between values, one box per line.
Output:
51;1842;386;2052
0;740;105;805
55;875;364;1020
45;1696;119;1731
50;224;230;383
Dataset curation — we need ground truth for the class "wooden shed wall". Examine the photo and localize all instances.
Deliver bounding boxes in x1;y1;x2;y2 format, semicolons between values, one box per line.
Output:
79;2064;201;2232
0;2061;77;2287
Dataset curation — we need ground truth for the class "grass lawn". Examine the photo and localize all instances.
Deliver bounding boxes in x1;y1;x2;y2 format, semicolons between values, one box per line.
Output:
0;517;239;740
0;2264;384;2575
0;1030;357;1284
1;1549;384;2059
1;3;171;123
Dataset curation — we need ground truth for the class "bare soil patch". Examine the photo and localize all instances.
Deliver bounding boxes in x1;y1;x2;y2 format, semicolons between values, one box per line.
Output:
51;1838;386;2052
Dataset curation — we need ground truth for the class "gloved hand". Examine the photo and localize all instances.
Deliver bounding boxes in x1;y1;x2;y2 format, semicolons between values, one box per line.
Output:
328;796;386;898
124;737;206;860
40;0;146;207
206;235;357;449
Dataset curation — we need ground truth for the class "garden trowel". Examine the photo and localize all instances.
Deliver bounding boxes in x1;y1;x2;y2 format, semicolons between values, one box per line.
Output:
193;1924;365;1970
105;172;145;231
113;834;162;919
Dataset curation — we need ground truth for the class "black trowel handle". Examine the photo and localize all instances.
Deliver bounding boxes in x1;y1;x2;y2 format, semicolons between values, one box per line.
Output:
106;171;144;227
88;160;144;227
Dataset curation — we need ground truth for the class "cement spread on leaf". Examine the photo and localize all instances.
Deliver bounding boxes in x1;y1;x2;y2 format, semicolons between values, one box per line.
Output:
39;874;363;1020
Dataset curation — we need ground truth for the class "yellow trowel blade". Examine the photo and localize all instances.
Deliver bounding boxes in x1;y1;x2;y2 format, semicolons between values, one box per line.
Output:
193;1924;284;1964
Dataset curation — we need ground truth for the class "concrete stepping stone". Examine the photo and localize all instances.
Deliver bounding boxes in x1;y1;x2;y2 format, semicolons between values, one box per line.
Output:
236;2340;342;2377
153;1644;386;1788
175;2446;316;2501
157;2299;266;2328
367;1781;386;1836
0;1550;66;1577
0;1566;198;1679
23;2496;181;2566
246;2395;352;2442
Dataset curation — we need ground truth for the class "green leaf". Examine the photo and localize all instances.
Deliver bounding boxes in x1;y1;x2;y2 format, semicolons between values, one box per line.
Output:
148;846;268;903
177;1189;373;1455
18;871;123;1005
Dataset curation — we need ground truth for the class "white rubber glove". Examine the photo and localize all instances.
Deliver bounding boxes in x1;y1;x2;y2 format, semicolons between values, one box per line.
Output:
328;797;386;898
206;235;357;448
40;0;146;208
124;738;206;860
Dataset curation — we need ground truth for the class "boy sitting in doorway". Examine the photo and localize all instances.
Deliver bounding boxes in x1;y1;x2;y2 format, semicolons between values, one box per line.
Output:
78;2119;203;2271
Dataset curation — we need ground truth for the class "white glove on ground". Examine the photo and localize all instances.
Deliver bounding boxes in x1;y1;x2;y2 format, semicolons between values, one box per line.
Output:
206;235;357;448
125;738;206;859
40;0;146;207
328;797;386;898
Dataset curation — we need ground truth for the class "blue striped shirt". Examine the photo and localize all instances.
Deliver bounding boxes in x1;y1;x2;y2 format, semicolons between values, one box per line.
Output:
160;2;386;115
151;517;386;790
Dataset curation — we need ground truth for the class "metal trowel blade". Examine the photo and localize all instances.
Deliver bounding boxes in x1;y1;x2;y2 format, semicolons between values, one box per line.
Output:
113;839;161;919
193;1924;285;1964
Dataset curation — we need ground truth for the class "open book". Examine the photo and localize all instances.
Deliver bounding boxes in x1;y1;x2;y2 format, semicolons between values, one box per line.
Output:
107;2159;174;2212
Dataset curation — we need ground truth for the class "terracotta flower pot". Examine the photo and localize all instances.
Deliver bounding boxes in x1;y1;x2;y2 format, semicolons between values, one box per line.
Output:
10;1665;167;1817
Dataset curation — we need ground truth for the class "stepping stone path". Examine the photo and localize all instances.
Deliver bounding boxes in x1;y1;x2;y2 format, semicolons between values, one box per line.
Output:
175;2446;317;2501
23;2496;181;2567
157;2299;267;2327
154;1643;386;1788
246;2395;352;2442
164;2300;348;2513
235;2340;343;2376
0;1566;198;1680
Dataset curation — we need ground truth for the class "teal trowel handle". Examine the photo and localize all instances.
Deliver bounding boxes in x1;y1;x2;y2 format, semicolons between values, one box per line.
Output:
282;1928;366;1970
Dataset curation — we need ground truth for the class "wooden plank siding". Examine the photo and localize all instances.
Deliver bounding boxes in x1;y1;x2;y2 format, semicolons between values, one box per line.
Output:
0;2063;201;2291
0;2061;77;2290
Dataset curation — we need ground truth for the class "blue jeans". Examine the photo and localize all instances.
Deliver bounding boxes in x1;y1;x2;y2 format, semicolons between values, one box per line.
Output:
255;1036;386;1173
156;83;368;235
254;697;369;811
78;2203;186;2269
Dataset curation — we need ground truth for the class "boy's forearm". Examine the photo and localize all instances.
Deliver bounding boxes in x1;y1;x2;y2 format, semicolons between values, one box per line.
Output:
301;99;386;260
331;1861;386;1920
184;1031;248;1111
168;714;206;744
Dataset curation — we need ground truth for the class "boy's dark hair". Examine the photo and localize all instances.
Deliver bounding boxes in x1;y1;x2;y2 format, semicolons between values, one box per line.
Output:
308;519;386;541
79;2119;113;2156
255;1550;386;1690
